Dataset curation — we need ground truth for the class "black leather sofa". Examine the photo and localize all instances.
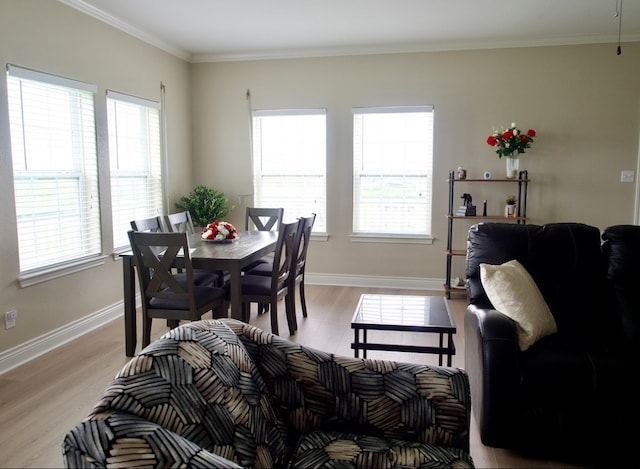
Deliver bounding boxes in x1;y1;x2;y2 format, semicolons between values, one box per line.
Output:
464;222;640;463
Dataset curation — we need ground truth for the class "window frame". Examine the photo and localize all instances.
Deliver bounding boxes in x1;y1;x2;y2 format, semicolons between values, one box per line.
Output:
251;108;327;235
351;105;434;244
106;90;164;251
6;64;105;286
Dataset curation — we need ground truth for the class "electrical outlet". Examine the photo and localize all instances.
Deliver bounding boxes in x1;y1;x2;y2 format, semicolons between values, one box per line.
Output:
5;310;17;329
621;170;635;182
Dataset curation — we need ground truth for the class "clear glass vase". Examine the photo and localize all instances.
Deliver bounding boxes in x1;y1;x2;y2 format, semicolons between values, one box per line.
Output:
505;155;520;179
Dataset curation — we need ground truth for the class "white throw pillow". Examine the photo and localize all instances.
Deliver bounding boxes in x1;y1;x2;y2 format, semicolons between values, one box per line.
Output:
480;259;557;351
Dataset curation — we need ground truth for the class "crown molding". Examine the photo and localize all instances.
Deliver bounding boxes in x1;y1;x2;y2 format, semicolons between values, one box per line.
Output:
57;0;192;62
192;33;640;63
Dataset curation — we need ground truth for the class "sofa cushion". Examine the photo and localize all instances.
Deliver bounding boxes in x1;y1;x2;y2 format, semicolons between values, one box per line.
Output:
88;320;287;468
480;259;557;351
289;431;474;468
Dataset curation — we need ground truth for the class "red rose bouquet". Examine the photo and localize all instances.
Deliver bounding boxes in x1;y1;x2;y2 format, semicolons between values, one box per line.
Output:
487;123;536;157
201;221;238;241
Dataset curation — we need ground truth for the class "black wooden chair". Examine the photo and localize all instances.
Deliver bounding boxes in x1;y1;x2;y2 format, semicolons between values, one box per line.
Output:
130;216;164;232
247;214;316;332
164;210;196;234
226;220;299;336
128;231;227;348
245;207;284;232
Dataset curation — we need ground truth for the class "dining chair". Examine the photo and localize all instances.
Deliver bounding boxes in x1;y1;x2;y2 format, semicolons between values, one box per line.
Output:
132;213;219;288
246;214;316;332
164;210;195;234
245;207;284;232
130;216;164;232
128;230;227;348
226;220;299;336
165;210;228;287
242;207;285;299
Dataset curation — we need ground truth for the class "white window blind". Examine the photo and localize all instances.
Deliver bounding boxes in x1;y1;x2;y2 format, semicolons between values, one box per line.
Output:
107;90;163;249
252;109;326;232
352;106;434;236
7;65;101;274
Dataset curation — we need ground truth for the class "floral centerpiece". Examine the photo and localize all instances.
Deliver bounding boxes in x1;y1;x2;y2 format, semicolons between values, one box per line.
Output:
201;221;238;241
486;123;536;158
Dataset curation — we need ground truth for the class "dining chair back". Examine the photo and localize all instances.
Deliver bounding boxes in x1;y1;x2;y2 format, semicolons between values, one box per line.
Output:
228;220;299;335
128;230;226;348
130;216;164;233
165;211;195;234
289;213;316;323
245;207;284;231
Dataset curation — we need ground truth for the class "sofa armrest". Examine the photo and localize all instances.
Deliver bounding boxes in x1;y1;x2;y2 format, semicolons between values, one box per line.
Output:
62;411;242;468
223;319;471;452
464;304;521;447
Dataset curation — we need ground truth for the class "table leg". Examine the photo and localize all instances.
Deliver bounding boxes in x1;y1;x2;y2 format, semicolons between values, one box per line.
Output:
438;332;444;366
447;333;454;367
123;255;136;357
363;329;368;359
353;327;360;358
228;265;242;320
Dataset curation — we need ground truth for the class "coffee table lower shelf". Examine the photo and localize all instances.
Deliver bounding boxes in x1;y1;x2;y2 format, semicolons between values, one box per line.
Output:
350;294;457;366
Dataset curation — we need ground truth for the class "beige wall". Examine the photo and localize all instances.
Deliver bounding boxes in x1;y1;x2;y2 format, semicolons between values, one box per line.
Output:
190;44;640;281
0;1;192;353
1;0;639;357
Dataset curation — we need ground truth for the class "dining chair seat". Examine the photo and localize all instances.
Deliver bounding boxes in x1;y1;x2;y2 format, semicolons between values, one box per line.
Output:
149;285;225;310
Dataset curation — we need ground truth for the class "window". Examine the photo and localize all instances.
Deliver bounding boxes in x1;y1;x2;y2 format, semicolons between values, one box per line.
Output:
352;106;434;238
7;65;101;274
107;91;163;249
252;109;326;232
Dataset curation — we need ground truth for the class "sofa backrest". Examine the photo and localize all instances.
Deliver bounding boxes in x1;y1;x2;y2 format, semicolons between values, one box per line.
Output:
466;222;605;342
87;320;288;467
602;224;640;351
223;319;472;452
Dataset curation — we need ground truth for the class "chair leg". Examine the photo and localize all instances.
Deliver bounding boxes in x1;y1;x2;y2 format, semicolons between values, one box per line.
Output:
270;300;279;336
299;279;308;318
241;303;250;323
142;317;153;349
285;293;297;336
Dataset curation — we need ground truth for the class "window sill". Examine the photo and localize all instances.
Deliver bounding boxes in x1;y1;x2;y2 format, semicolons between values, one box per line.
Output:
18;255;107;288
350;233;434;244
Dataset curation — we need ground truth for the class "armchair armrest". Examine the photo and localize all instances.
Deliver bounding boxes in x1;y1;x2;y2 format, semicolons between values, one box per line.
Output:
63;411;242;468
464;304;520;447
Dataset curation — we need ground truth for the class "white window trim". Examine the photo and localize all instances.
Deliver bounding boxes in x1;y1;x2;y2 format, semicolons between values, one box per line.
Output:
7;64;102;282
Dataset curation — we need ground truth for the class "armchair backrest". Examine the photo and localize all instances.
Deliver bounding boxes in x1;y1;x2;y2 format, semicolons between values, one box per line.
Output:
466;222;605;340
602;224;640;350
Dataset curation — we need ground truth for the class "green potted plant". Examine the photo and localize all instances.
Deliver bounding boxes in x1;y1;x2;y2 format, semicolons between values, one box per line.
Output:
505;195;517;217
175;185;234;228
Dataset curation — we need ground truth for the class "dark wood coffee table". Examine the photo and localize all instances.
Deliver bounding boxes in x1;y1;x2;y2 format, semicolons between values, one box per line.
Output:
351;294;456;366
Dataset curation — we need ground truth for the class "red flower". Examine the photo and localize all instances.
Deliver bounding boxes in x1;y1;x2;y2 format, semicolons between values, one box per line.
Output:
502;130;514;140
487;136;496;146
527;129;536;137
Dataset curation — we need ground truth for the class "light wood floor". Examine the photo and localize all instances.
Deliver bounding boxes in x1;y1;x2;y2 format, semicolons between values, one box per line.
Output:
0;285;588;468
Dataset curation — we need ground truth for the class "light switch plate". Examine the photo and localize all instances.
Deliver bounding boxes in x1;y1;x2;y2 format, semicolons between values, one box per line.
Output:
621;170;635;182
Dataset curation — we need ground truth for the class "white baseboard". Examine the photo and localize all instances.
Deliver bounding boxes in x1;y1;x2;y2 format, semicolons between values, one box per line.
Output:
306;273;445;291
0;274;442;375
0;302;122;376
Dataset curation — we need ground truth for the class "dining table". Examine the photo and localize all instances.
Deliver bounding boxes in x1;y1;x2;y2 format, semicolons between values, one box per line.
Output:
121;230;278;356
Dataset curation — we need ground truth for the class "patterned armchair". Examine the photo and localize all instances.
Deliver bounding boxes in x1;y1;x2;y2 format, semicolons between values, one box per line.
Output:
63;319;473;468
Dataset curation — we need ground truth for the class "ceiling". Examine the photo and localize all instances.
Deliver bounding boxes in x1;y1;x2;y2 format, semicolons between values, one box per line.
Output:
62;0;640;62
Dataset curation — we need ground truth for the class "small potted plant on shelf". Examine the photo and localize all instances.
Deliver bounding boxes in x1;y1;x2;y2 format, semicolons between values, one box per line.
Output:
505;195;517;218
175;185;234;228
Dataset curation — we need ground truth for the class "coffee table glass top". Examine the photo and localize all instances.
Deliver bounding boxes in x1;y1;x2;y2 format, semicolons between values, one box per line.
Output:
351;294;455;330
